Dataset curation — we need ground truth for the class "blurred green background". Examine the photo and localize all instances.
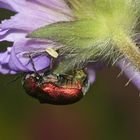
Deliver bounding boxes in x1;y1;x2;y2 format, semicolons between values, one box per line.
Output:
0;8;140;140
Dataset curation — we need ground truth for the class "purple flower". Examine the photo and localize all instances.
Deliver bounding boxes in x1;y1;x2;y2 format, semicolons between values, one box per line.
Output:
0;0;73;73
0;0;140;91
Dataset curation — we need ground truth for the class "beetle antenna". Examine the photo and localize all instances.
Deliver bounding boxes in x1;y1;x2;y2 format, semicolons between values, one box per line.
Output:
28;54;37;73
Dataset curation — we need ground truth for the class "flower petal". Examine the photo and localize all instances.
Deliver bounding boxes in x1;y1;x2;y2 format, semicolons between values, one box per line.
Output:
0;29;26;42
33;0;72;15
86;68;96;84
0;10;71;31
118;60;140;91
0;47;11;63
0;0;27;12
0;0;72;31
0;39;52;73
0;0;73;43
0;0;72;15
0;64;17;74
0;47;16;74
8;39;51;72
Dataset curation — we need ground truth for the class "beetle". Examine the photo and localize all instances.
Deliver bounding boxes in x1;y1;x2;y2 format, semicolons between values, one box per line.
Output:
22;70;89;105
22;47;90;105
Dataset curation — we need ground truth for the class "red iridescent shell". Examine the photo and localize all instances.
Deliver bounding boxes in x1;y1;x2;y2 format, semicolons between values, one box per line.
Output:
22;72;89;105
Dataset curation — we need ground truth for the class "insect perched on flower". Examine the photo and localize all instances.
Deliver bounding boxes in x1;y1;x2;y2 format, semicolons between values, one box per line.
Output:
22;70;89;105
1;0;140;104
21;47;90;105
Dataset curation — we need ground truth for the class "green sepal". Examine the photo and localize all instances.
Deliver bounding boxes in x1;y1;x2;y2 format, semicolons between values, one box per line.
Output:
27;20;106;48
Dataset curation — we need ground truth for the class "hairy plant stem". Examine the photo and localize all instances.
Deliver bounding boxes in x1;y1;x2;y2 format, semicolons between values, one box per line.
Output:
114;33;140;71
